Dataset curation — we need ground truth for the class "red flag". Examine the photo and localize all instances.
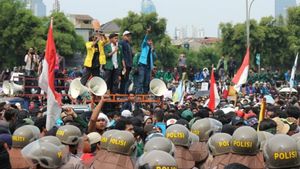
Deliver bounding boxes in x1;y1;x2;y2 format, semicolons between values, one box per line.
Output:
39;17;62;130
207;68;220;111
232;47;250;91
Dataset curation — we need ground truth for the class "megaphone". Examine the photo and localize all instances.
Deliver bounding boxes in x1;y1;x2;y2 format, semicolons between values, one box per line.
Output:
9;82;24;95
150;79;168;96
2;81;23;96
69;78;89;99
87;77;107;96
2;81;11;95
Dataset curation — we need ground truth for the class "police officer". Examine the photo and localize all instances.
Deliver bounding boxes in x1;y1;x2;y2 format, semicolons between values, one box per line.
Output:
166;124;195;169
56;125;84;169
227;126;264;168
9;125;40;169
257;131;273;151
144;137;174;156
91;130;136;169
207;133;232;169
136;150;177;169
264;134;300;169
21;140;65;169
190;118;222;168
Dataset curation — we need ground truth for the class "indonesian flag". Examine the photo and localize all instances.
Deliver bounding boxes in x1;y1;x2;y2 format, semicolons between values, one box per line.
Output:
207;68;220;111
232;47;250;92
39;18;62;130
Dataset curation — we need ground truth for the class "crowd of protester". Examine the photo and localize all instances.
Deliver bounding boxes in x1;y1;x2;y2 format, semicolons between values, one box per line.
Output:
1;28;300;169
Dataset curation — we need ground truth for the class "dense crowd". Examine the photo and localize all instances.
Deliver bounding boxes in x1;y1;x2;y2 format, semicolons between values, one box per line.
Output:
1;29;300;169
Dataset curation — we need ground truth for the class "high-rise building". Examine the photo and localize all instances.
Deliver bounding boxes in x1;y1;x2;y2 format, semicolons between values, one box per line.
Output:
22;0;46;17
53;0;60;12
275;0;297;18
141;0;156;14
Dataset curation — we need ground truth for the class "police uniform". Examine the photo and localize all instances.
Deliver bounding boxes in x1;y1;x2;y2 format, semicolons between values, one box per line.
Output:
9;148;31;169
59;154;85;169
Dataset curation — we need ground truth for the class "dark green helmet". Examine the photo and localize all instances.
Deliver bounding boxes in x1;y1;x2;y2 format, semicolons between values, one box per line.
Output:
12;125;40;148
138;150;177;169
100;129;117;150
144;137;174;156
107;130;136;155
56;125;82;145
190;118;222;142
231;126;259;155
208;133;232;156
263;134;300;169
166;124;190;147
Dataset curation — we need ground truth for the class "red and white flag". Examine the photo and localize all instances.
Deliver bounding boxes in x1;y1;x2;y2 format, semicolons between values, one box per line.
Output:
207;68;220;111
39;18;61;130
232;47;250;92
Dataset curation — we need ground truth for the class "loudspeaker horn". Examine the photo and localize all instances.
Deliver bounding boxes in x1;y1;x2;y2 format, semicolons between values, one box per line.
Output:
87;77;107;96
69;78;89;99
9;82;24;95
2;81;11;95
150;79;168;96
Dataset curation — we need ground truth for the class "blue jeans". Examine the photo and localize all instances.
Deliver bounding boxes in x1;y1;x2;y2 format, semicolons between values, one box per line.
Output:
136;64;151;94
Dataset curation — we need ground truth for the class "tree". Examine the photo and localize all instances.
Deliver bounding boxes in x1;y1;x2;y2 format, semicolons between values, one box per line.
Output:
0;1;85;68
186;45;221;70
49;12;85;58
115;12;177;68
0;0;44;67
219;7;300;71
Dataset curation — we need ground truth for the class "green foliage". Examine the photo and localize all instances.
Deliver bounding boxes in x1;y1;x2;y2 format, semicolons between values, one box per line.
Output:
115;12;176;68
48;12;85;58
0;1;85;68
0;0;43;67
220;6;300;70
186;45;221;69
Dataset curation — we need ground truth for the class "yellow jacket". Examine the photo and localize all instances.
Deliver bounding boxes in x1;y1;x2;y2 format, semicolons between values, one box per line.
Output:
83;39;109;67
99;38;109;65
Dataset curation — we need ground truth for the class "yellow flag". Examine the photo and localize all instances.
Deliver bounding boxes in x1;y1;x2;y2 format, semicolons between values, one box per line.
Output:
257;98;266;131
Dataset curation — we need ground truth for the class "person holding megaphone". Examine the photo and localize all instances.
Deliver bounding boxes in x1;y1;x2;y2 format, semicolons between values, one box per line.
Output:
81;31;108;86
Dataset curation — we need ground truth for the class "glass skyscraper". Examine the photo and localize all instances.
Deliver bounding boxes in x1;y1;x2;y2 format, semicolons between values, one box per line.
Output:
275;0;297;18
22;0;46;17
141;0;156;14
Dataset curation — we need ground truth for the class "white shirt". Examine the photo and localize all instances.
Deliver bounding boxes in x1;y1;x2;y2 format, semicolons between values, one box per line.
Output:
111;43;118;69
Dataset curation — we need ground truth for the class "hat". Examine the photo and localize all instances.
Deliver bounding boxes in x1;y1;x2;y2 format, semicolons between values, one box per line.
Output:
121;110;132;118
272;117;290;134
97;113;110;127
166;119;177;127
0;134;12;147
181;110;193;121
122;30;131;36
109;33;118;39
87;132;101;145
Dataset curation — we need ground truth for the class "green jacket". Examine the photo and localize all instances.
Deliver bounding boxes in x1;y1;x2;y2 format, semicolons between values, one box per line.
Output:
104;43;123;70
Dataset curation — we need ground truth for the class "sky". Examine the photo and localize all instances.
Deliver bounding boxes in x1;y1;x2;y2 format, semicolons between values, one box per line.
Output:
42;0;297;37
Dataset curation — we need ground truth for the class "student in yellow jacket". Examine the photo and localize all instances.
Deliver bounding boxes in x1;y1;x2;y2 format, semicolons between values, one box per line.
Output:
81;34;107;85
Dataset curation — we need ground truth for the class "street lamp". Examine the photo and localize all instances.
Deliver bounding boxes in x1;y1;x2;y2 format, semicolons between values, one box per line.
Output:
246;0;255;48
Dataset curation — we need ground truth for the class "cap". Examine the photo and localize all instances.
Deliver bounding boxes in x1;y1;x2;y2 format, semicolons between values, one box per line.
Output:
109;33;118;39
123;30;131;36
121;110;132;118
181;110;193;121
87;132;101;145
166;119;177;127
